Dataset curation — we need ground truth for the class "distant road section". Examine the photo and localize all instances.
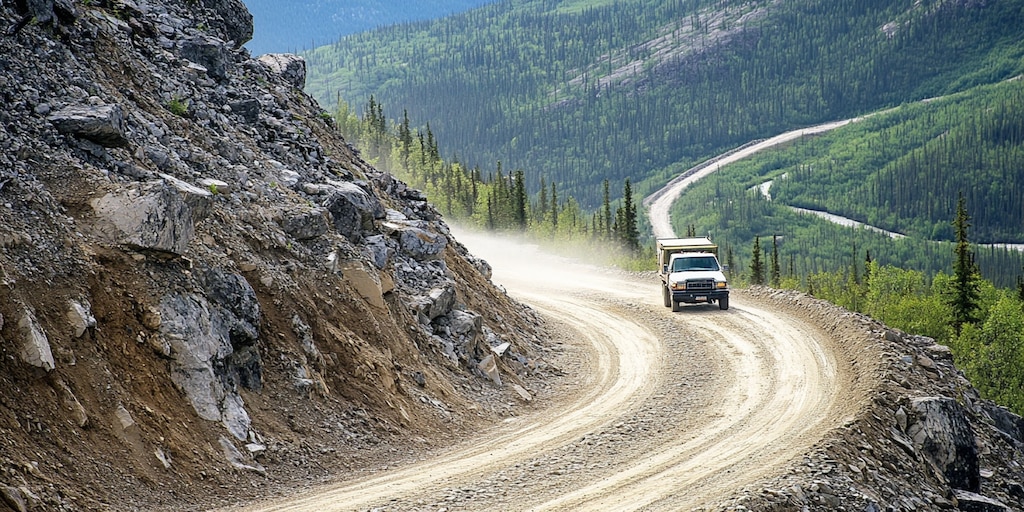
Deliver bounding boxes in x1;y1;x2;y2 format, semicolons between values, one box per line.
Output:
644;119;864;239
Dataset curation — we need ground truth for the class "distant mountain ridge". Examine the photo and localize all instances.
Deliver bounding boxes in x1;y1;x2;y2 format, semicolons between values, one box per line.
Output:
242;0;497;55
303;0;1024;209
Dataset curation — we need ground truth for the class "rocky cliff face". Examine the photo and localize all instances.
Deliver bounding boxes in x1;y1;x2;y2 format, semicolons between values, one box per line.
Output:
0;1;549;509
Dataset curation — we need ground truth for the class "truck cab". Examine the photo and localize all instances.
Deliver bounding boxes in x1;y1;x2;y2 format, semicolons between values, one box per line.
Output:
657;238;729;311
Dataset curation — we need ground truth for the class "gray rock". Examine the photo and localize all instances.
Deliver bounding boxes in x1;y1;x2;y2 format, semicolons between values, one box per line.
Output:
323;182;385;240
228;98;260;123
201;268;261;351
477;354;501;385
363;234;390;269
981;404;1024;445
410;285;457;325
179;36;231;80
426;286;456;321
907;397;980;492
91;174;213;255
160;291;255;440
278;206;330;240
18;310;54;372
397;225;447;261
47;104;129;147
953;490;1009;512
258;53;307;89
66;300;96;338
199;0;253;47
0;485;28;512
449;309;483;339
199;178;231;194
219;436;265;474
114;405;135;430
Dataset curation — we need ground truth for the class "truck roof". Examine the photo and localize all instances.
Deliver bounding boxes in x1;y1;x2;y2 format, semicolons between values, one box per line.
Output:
669;251;717;258
656;237;715;249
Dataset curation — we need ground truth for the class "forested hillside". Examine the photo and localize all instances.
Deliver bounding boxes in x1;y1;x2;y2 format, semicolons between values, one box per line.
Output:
769;78;1024;244
666;77;1024;287
242;0;496;55
304;0;1024;209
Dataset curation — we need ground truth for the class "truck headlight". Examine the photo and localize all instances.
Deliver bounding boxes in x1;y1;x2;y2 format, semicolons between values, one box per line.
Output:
716;281;728;289
672;282;685;290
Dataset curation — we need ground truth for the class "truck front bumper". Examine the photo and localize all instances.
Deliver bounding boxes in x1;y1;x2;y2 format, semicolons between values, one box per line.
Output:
672;290;729;303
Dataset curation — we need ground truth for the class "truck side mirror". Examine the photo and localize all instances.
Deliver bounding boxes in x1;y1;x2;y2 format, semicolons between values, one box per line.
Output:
662;264;668;273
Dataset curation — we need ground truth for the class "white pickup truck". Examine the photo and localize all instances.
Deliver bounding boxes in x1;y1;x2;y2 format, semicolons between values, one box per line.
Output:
657;237;729;311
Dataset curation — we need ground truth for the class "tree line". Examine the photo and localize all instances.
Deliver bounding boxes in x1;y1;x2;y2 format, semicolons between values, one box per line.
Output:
335;97;642;254
746;196;1024;415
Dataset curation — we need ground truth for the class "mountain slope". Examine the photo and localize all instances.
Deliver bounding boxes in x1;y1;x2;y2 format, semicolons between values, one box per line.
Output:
304;0;1024;209
0;1;549;509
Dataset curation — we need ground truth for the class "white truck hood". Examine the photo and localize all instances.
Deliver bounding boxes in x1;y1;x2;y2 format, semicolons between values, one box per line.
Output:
669;270;727;283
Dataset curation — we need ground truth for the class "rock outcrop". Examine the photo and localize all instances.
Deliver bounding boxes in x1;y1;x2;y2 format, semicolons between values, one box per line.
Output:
0;1;549;509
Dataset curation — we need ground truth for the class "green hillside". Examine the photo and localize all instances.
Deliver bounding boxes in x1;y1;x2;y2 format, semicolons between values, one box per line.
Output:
304;0;1024;209
667;77;1024;287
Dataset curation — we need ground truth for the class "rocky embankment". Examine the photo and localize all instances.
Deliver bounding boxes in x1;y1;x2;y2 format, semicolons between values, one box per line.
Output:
0;1;551;510
715;288;1024;512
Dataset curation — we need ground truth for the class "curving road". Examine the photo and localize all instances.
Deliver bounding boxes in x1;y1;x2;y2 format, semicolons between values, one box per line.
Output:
645;118;866;239
227;228;861;511
225;120;883;511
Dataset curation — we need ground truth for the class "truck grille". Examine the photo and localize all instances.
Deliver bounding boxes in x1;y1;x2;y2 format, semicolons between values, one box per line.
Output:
686;279;714;291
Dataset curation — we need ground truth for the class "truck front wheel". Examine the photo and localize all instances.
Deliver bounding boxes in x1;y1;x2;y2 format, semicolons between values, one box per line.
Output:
719;297;730;310
663;286;672;307
671;300;681;312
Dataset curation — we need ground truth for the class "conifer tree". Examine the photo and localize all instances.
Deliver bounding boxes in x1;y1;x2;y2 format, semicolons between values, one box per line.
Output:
949;193;981;336
513;170;527;230
551;181;558;231
399;109;412;169
771;235;780;287
538;176;548;224
601;179;612;241
621;178;639;252
750;236;765;285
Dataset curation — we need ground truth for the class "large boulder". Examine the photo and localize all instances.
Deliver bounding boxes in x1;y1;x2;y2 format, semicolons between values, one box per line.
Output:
906;397;980;492
159;291;257;441
47;104;129;147
198;0;253;47
276;206;330;241
258;54;306;89
322;182;385;240
18;310;55;372
91;174;212;255
981;404;1024;446
179;36;231;80
396;225;447;261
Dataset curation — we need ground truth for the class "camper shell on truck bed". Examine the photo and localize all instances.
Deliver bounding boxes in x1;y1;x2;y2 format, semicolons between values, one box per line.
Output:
657;237;729;311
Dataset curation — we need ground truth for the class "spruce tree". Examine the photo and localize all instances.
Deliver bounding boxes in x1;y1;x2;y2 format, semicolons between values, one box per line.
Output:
602;179;612;241
771;235;780;287
513;170;527;230
538;176;548;225
551;181;558;231
750;236;765;285
949;193;981;336
399;109;412;169
622;178;639;252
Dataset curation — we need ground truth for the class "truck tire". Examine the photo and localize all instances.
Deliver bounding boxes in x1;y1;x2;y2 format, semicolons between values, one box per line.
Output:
663;286;671;307
671;300;681;312
719;297;730;310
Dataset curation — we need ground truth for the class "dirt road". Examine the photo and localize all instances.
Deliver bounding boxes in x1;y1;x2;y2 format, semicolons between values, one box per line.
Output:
645;119;863;239
229;231;861;511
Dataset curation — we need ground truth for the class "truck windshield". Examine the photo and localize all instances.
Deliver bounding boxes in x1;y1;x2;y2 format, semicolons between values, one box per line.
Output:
672;256;720;272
